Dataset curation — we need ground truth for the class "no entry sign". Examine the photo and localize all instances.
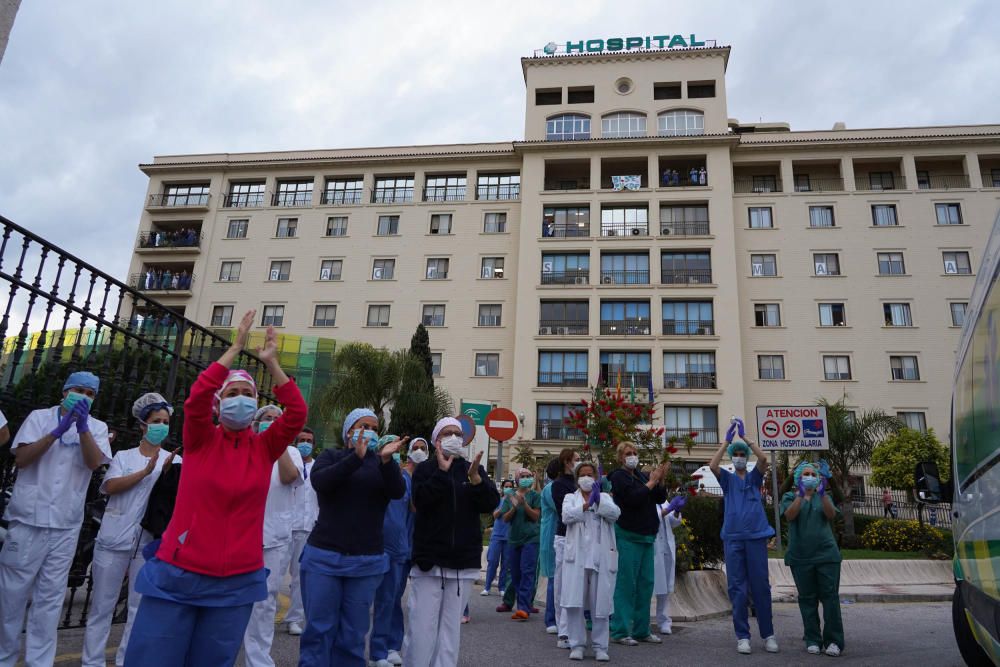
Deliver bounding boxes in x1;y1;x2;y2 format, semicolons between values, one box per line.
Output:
755;406;829;450
484;407;518;442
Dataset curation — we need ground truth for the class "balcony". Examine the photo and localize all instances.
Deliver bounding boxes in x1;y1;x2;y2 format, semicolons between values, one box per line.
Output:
321;189;364;205
601;157;649;190
538;321;589;335
372;187;414;204
733;177;782;194
600;221;649;238
978;157;1000;188
662;319;715;335
603;371;652;388
130;271;196;295
659;220;710;236
918;173;970;189
536;422;583;441
663;372;717;390
661;270;713;285
538;371;589;388
544;158;591;191
664;427;718;445
223;192;265;208
853;158;904;191
541;270;589;285
136;230;201;253
423;186;466;202
147;192;210;210
599;269;649;285
542;221;590;238
600;319;652;336
272;192;313;207
658;156;709;187
793;177;844;192
476;183;520;200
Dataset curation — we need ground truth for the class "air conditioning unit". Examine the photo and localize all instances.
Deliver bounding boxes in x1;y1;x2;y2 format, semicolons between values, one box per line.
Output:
698;326;712;335
606;229;617;236
555;327;568;335
661;226;672;235
601;275;613;285
573;276;589;285
631;227;642;236
538;326;553;335
373;267;385;279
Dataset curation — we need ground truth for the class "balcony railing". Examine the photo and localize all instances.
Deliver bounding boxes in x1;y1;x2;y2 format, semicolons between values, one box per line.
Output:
372;187;414;203
148;192;210;207
603;371;652;388
659;221;710;236
423;186;466;202
918;174;971;189
322;190;364;205
601;223;650;238
223;192;265;208
663;372;718;389
599;270;649;285
477;184;521;200
536;423;583;440
538;321;589;335
600;319;652;335
137;231;201;250
664;427;718;444
272;192;313;207
793;177;844;192
984;172;1000;188
661;270;713;285
854;176;900;191
130;272;196;292
733;178;782;194
538;372;589;387
662;319;715;335
541;270;589;285
542;223;590;238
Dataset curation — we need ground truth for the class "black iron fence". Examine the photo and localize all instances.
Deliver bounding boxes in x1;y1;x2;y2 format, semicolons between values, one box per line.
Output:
851;491;952;529
0;213;277;628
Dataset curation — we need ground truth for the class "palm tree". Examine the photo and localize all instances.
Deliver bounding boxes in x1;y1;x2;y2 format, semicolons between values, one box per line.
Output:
819;398;902;542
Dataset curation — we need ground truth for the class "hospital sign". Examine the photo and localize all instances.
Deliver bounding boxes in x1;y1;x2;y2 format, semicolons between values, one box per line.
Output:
755;405;829;450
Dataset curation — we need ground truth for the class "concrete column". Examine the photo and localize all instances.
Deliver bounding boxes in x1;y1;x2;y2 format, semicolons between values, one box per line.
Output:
779;158;794;193
965;153;983;189
901;155;918;191
841;157;856;192
590;156;601;190
649;153;661;188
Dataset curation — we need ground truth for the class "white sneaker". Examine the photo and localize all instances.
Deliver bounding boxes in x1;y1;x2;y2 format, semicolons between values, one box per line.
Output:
807;644;821;655
370;661;392;667
640;634;662;644
569;647;584;661
287;621;303;636
764;636;779;653
557;638;571;649
617;637;638;646
546;625;558;634
659;623;672;635
595;649;610;661
386;650;403;666
737;639;752;654
825;643;841;657
480;589;491;596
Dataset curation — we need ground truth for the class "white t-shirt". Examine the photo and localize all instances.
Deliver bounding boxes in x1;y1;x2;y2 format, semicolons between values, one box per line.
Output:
6;406;112;529
292;459;319;533
96;446;180;551
263;446;304;548
0;408;8;430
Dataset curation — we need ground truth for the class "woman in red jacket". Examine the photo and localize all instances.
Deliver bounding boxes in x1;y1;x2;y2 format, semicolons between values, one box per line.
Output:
124;310;307;666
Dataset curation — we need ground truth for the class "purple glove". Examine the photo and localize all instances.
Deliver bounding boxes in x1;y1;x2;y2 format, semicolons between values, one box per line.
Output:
817;477;826;497
797;478;807;497
50;408;77;439
666;496;686;514
589;480;601;506
724;422;738;444
73;401;91;434
735;418;746;438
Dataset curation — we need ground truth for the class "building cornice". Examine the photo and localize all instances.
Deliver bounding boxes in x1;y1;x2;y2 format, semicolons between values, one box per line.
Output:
735;126;1000;151
514;133;740;152
520;46;731;80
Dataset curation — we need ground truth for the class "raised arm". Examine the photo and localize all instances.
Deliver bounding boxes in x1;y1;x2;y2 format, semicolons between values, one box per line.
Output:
254;325;308;461
709;440;728;478
747;438;769;477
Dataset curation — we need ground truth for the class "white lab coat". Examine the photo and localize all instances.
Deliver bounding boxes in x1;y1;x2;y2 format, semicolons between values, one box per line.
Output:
262;446;304;548
653;504;682;596
559;490;620;617
291;459;318;533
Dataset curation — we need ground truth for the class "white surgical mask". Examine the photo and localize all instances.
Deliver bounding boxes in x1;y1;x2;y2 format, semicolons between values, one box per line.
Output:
732;456;748;471
409;449;428;464
440;435;466;458
573;460;582;471
624;455;639;470
578;476;595;492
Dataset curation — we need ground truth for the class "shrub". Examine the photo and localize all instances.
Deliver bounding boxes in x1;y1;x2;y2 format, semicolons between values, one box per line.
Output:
673;519;693;575
860;518;950;554
680;495;725;569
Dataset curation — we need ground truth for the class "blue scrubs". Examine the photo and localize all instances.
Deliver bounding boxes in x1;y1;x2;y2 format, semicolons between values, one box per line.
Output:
370;471;414;662
717;467;775;641
484;500;510;593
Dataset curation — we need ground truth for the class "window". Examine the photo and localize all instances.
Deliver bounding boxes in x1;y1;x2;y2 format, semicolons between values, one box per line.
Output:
687;81;716;98
751;175;778;193
600;301;652;335
950;302;968;327
868;172;896;190
917;170;930;189
210;305;233;327
539;300;589;335
373;177;414;203
748;207;773;229
935;203;963;225
219;261;241;282
546;114;590;141
425;176;466;202
808;206;835;228
657;109;704;136
226;182;264;207
660;205;709;235
823;355;852;380
541;253;590;284
818;303;847;327
163;183;209;206
662;301;714;335
475;353;500;377
871;204;898;227
795;174;811;192
431;353;442;377
421;304;446;327
757;355;785;380
600;206;648;237
653;82;682;100
367;305;390;327
943;251;972;275
542;206;591;237
478;304;502;327
897;411;927;432
664;405;718;444
884;303;913;327
663;352;717;389
274;180;313;207
600;253;649;285
813;253;841;276
601;112;646;138
326;217;348;237
477;173;520;200
429;214;452;234
484;212;507;233
261;305;284;327
276;218;297;238
538;351;588;387
567;86;594;103
751;254;777;277
226;219;248;239
319;259;342;281
754;303;781;327
877;252;905;275
992;169;1000;188
313;305;337;327
537;403;581;440
425;258;449;280
661;252;712;284
322;178;363;205
535;88;561;105
481;257;505;279
599;351;652;387
376;215;399;236
268;260;291;281
372;259;395;280
890;356;920;381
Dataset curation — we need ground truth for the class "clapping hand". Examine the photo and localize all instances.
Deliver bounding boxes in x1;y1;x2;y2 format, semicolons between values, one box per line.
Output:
468;451;483;485
725;422;738;444
436;445;453;472
817;477;827;497
73;400;91;433
735;418;746;438
143;453;158;476
666;495;686;514
797;477;807;497
379;436;406;464
256;325;279;365
51;406;78;439
588;480;602;507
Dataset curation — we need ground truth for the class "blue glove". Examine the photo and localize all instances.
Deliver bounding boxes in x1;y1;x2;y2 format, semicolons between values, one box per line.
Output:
666;496;686;514
797;478;807;497
817;459;832;479
735;418;746;438
73;401;91;434
817;477;827;497
724;422;738;444
589;480;602;507
50;408;77;439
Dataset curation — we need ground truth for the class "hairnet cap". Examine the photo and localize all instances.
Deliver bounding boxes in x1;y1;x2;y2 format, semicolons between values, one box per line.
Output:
516;467;532;477
726;439;751;458
793;461;819;486
253;404;283;422
64;371;100;394
431;417;462;444
575;461;598;480
212;369;258;414
131;392;174;421
342;408;377;443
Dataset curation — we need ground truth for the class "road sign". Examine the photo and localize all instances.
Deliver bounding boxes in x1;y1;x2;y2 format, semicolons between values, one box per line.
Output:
484;407;518;442
460;400;492;426
755;405;829;450
456;414;476;445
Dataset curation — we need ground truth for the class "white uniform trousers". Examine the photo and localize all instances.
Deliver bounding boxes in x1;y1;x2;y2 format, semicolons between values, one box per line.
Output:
553;536;569;639
401;570;473;667
655;594;672;631
242;542;293;667
565;570;610;652
283;530;310;625
0;522;80;667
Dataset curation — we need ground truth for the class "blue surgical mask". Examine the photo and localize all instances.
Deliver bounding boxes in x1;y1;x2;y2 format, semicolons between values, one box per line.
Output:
519;477;534;489
503;487;515;496
257;420;273;433
362;429;379;451
219;396;257;430
63;391;93;412
297;442;313;458
802;475;819;489
145;423;169;446
732;456;748;471
392;452;401;464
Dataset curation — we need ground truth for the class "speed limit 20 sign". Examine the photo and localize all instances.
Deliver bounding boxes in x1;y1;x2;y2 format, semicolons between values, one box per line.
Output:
754;406;828;450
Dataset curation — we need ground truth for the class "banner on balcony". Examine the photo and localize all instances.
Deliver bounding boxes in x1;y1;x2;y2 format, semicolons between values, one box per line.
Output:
611;175;641;191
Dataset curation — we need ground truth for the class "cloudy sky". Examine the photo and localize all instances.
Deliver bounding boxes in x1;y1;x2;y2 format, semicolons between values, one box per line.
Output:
1;0;998;283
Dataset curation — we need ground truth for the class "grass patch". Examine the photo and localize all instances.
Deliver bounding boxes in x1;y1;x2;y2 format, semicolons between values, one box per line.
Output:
771;548;927;560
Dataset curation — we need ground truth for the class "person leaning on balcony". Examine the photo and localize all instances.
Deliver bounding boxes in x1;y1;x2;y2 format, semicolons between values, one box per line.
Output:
124;310;307;667
608;441;669;647
0;371;112;666
782;462;844;657
709;418;778;655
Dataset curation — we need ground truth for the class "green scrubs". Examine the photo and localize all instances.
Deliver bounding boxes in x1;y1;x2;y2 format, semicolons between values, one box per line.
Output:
780;491;844;651
610;525;656;640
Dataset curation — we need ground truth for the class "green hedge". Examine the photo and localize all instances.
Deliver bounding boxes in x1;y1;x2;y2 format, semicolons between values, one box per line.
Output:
860;518;952;556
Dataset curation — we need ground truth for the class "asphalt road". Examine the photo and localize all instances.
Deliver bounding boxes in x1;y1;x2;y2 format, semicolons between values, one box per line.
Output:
50;592;963;666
